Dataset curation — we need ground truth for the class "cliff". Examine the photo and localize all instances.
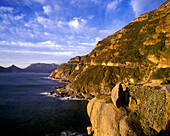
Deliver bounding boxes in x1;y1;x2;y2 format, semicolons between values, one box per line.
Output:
50;0;170;94
87;83;170;136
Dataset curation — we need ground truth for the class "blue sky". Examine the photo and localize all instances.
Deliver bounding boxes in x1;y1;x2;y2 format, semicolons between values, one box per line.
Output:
0;0;166;68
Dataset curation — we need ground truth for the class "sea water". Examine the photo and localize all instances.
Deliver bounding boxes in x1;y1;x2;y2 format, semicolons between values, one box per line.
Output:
0;73;90;136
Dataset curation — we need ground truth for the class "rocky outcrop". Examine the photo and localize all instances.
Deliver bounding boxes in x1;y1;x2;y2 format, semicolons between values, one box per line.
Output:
49;63;77;81
87;83;170;136
111;83;130;108
87;98;143;136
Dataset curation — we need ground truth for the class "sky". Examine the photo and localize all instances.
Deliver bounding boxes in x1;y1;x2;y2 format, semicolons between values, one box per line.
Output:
0;0;167;68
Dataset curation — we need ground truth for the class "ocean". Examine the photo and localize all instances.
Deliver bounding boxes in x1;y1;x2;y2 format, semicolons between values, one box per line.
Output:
0;73;90;136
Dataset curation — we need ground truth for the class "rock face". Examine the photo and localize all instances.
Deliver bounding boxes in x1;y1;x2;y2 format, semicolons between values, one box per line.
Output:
87;98;143;136
87;84;170;136
119;116;143;136
111;83;130;108
49;1;170;94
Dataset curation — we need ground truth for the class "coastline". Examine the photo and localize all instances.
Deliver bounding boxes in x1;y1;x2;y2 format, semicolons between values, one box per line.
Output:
40;91;91;101
47;76;95;100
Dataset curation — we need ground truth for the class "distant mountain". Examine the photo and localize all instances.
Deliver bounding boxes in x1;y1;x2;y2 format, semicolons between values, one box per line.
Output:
7;65;23;72
0;66;11;73
23;63;59;73
0;63;59;73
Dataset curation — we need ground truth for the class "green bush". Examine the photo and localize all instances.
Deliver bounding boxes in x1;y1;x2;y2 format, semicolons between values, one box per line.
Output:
104;96;112;103
151;68;170;79
129;110;143;121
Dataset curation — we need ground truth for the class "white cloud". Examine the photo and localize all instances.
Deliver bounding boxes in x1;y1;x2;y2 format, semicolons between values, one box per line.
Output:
68;17;87;33
0;40;61;49
130;0;152;17
0;6;13;13
90;0;101;4
99;29;111;35
43;5;52;15
68;17;80;29
12;14;25;20
37;16;52;27
0;49;74;56
35;0;45;4
106;0;122;12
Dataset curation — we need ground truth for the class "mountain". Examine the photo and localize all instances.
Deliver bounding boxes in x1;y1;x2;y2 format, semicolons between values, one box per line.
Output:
0;66;11;73
7;65;23;72
50;0;170;93
0;63;59;73
23;63;59;73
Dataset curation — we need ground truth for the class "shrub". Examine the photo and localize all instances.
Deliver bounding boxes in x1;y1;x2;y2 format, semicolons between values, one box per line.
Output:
129;110;143;121
129;85;166;135
104;96;112;103
151;68;170;79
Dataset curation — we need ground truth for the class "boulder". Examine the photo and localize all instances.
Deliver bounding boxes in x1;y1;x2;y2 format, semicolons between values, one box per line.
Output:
87;98;143;136
111;83;120;107
119;116;143;136
87;98;120;136
111;83;130;108
111;83;125;108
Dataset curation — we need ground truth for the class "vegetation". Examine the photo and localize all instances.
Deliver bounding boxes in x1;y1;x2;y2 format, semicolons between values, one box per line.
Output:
70;65;147;93
151;68;170;79
104;96;112;103
128;85;166;135
129;110;143;121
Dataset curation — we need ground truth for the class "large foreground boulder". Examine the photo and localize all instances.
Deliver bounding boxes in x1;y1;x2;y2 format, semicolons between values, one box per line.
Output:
87;98;143;136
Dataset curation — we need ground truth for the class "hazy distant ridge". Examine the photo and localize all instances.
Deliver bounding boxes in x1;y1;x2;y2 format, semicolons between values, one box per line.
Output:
0;63;59;73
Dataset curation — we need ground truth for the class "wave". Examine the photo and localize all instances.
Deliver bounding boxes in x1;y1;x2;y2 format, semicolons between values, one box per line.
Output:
44;77;63;82
40;92;89;101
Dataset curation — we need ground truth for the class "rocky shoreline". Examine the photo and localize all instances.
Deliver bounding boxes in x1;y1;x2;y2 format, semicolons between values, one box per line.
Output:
49;84;95;100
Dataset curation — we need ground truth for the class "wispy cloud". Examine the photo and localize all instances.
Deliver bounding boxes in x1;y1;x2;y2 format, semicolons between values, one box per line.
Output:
130;0;152;17
0;6;13;13
0;40;62;49
106;0;122;12
0;0;166;67
0;49;74;56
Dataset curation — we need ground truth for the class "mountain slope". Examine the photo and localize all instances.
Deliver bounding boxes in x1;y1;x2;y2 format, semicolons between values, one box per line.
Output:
24;63;59;73
7;65;23;72
50;0;170;93
0;66;11;73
